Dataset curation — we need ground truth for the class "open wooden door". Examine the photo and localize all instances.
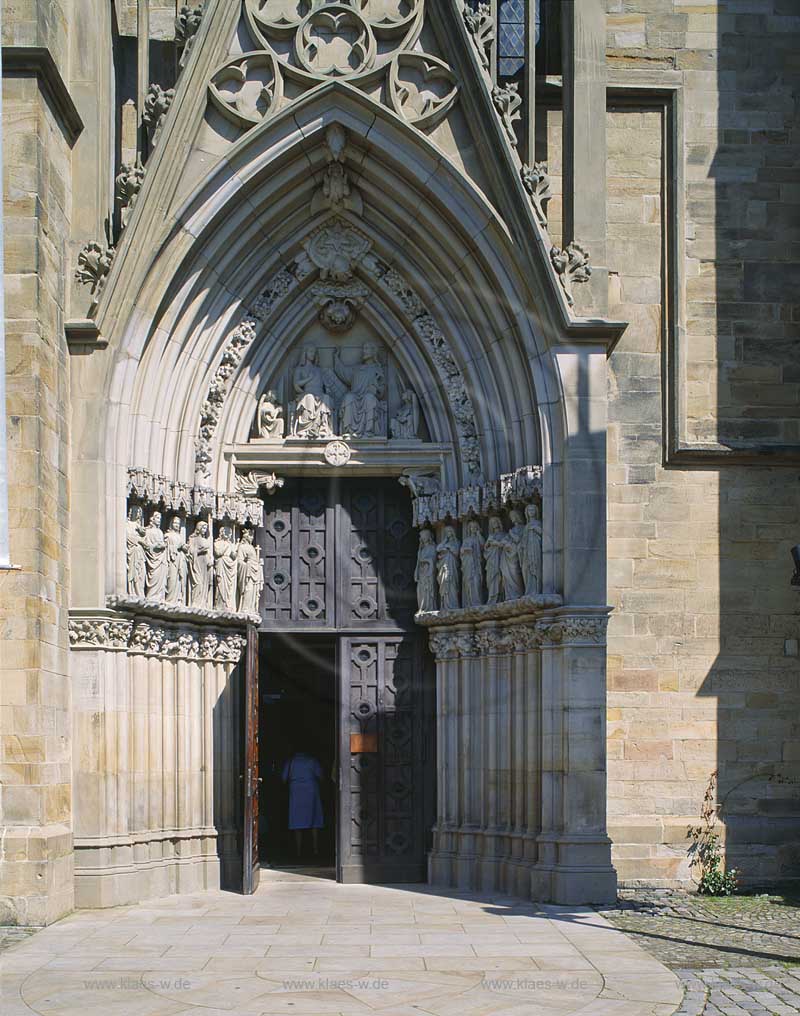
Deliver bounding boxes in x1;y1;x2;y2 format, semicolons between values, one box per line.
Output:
338;634;433;883
242;624;261;894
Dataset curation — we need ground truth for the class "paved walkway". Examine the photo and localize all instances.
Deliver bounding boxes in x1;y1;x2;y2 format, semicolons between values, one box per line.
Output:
1;872;682;1016
599;891;800;1016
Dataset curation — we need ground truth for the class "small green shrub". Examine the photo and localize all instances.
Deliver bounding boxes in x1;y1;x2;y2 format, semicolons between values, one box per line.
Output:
687;771;739;897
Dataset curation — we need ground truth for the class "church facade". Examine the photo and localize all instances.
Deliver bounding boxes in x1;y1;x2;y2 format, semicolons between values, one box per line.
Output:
1;0;798;926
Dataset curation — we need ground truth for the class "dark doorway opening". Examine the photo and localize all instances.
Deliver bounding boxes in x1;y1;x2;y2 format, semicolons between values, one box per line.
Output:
259;634;337;875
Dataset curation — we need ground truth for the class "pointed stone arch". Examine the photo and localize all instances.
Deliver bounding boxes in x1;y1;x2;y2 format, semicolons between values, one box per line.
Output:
67;2;625;907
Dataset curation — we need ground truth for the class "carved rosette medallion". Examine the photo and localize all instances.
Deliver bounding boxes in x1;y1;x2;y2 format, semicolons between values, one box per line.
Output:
324;439;352;466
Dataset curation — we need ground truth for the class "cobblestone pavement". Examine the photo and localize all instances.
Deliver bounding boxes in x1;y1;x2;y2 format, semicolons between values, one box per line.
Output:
599;890;800;1016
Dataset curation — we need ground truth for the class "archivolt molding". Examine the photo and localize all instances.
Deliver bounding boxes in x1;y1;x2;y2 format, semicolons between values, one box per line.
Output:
69;614;248;663
194;265;303;485
192;214;485;486
209;0;458;134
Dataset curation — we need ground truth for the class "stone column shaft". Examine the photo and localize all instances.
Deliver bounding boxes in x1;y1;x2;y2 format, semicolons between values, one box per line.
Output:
561;0;608;313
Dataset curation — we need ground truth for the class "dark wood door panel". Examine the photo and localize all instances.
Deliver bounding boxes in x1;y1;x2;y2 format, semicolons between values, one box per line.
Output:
338;634;431;883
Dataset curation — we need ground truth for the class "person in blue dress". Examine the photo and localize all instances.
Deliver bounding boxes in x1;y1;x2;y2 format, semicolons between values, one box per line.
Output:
282;747;324;857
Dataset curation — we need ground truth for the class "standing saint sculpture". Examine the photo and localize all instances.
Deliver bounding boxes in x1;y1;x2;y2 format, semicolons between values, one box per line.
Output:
390;385;420;439
414;527;438;613
126;505;147;597
257;390;285;439
236;529;263;615
436;525;461;611
484;515;505;605
187;520;213;608
501;509;525;601
213;525;238;612
291;347;335;438
520;502;543;596
333;343;386;438
165;515;187;605
460;519;485;608
144;510;168;601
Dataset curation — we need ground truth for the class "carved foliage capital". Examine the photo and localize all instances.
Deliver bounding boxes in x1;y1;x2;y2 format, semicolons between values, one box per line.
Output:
69;616;247;663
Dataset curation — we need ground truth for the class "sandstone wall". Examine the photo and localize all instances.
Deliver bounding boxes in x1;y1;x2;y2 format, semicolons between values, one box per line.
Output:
602;0;800;885
0;4;74;922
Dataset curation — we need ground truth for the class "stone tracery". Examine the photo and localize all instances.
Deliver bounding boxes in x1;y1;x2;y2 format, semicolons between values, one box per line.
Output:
208;0;457;134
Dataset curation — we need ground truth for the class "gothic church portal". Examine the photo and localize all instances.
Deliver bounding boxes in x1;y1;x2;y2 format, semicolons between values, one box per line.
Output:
2;0;798;925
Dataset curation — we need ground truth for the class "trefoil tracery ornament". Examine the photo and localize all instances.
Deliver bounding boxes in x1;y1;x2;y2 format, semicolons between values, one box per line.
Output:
209;0;458;135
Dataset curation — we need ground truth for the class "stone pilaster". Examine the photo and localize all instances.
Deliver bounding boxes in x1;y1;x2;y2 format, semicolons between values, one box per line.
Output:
561;0;608;315
0;5;77;925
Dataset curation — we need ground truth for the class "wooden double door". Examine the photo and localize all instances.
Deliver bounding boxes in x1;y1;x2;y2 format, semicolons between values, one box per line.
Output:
241;479;435;893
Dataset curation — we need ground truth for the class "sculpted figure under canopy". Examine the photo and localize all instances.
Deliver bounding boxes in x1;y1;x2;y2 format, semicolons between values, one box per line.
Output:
460;519;485;608
187;520;213;608
258;390;285;439
165;516;187;605
437;525;461;611
291;347;335;439
484;515;505;605
390;385;420;440
126;506;147;597
144;510;168;601
214;526;238;612
237;529;263;615
334;343;386;438
414;528;437;613
521;503;543;596
502;509;525;601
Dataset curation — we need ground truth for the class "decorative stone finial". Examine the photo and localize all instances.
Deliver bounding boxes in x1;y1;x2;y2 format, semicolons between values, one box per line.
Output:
492;83;522;145
521;162;552;225
550;242;592;306
463;3;494;72
176;4;203;67
75;240;115;297
143;84;175;144
115;160;145;230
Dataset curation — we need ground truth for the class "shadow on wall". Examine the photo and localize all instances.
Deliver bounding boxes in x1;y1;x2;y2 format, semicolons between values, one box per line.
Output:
698;1;800;886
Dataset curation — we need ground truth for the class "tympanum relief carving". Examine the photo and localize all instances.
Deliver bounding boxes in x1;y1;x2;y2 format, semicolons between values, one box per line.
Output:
209;1;458;134
192;130;484;483
261;341;419;442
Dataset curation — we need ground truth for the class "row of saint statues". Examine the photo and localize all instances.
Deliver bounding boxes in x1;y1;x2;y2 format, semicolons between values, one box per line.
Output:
415;504;543;613
256;343;420;441
126;506;264;614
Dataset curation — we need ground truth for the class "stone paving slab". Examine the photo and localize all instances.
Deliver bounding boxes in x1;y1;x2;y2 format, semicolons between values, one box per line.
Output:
0;875;682;1016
